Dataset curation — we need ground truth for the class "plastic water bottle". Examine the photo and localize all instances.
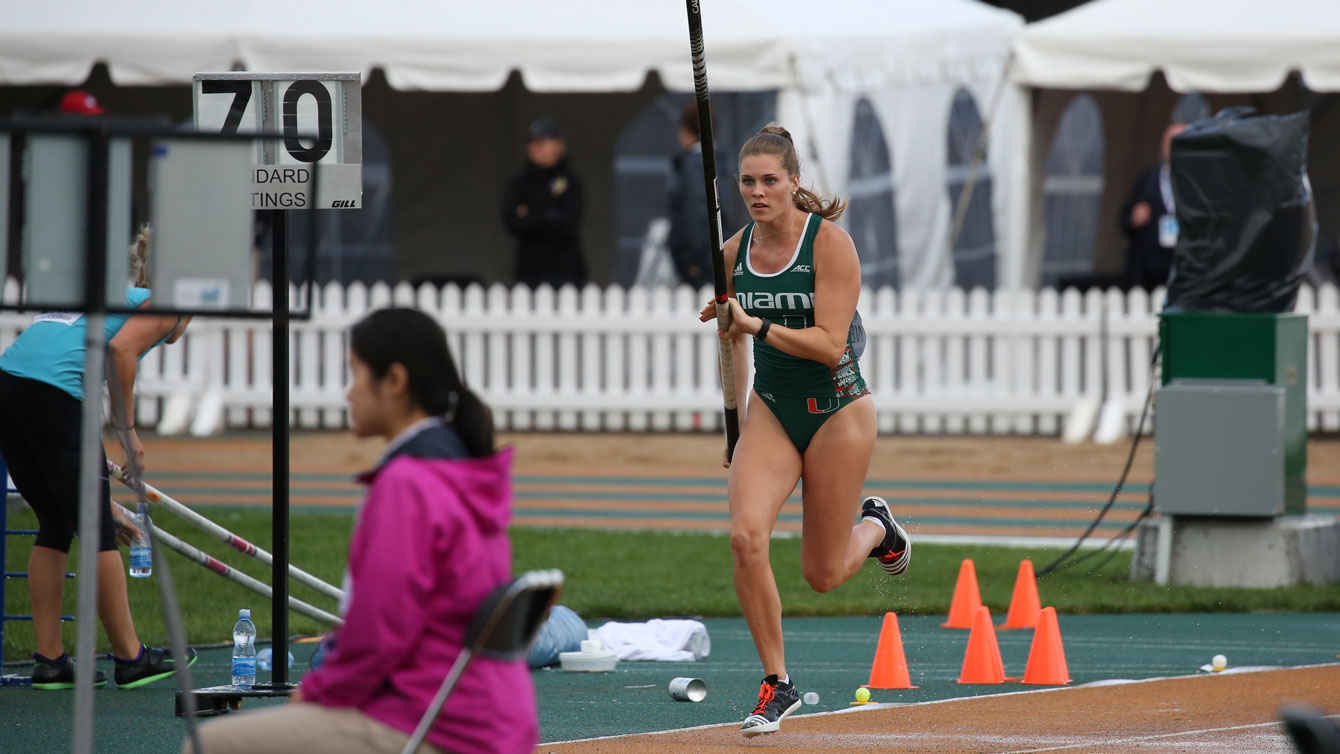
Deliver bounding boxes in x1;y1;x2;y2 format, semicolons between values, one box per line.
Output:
232;609;256;688
256;647;294;672
128;502;152;578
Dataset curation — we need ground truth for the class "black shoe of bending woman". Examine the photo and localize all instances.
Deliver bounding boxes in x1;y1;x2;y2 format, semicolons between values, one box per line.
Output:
114;644;199;689
31;653;107;690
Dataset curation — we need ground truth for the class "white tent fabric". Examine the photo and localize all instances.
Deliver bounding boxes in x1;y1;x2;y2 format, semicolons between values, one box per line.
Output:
1013;0;1340;93
1006;0;1340;289
0;1;1025;289
1;1;1020;93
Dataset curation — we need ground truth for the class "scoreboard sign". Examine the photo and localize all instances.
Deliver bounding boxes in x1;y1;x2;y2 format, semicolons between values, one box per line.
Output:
192;72;362;210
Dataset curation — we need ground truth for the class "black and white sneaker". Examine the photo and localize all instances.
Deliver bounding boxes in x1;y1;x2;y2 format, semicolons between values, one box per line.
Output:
862;496;911;576
740;674;801;737
31;653;106;690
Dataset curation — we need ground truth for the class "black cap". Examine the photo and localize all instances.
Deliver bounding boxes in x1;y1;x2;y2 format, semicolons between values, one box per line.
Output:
527;117;562;141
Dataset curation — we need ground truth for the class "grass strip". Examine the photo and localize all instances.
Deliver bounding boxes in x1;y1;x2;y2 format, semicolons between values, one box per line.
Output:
6;507;1338;661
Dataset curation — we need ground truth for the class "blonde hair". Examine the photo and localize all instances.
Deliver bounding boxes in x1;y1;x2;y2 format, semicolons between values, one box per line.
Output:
739;124;845;221
129;223;151;288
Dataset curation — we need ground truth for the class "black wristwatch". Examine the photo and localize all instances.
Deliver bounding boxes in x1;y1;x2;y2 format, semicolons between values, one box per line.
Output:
756;318;772;341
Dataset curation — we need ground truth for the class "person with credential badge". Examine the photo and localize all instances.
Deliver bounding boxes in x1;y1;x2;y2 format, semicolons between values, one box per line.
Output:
1121;122;1187;291
698;125;911;737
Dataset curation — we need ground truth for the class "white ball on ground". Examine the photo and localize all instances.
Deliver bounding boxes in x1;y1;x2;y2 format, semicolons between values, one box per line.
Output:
802;691;819;705
1211;654;1227;671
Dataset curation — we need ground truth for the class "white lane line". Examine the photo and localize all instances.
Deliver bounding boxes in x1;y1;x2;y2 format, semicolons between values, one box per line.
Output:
999;714;1340;754
542;664;1340;747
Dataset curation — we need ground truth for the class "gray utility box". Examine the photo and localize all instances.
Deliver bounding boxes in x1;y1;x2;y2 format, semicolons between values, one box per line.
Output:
1154;382;1285;517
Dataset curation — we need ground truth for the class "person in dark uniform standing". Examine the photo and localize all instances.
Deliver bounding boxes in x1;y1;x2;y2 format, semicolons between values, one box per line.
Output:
697;125;910;738
1120;122;1187;291
501;118;587;289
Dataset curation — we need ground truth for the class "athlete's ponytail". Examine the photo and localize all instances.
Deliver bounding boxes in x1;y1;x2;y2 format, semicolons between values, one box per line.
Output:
129;224;151;287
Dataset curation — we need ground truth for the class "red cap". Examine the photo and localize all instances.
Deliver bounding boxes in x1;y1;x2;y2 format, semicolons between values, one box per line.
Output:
59;90;105;115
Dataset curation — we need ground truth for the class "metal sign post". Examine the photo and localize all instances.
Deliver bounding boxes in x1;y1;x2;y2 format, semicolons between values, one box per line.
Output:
192;72;361;694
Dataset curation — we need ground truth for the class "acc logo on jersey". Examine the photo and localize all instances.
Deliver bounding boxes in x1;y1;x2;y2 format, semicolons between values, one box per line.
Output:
793;264;812;273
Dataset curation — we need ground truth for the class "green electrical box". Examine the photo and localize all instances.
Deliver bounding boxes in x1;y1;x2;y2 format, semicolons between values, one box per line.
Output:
1158;312;1308;514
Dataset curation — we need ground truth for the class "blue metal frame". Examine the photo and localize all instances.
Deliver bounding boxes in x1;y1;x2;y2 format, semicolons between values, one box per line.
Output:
1;454;76;686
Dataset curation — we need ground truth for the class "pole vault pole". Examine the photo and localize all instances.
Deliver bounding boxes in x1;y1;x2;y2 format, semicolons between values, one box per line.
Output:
112;502;341;625
684;0;740;461
107;461;343;601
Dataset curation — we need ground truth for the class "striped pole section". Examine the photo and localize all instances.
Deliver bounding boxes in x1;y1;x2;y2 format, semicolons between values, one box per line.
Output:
107;460;344;602
113;501;341;626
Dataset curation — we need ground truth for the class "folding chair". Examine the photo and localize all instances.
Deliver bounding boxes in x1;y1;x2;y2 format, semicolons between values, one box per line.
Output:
401;569;564;754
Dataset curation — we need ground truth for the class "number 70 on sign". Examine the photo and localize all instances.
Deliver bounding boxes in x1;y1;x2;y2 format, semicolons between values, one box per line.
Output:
192;72;363;210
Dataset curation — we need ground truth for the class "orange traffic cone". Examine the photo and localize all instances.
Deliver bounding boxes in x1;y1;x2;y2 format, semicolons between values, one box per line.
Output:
866;612;917;689
1022;606;1071;685
957;606;1005;684
941;559;982;629
1001;559;1042;630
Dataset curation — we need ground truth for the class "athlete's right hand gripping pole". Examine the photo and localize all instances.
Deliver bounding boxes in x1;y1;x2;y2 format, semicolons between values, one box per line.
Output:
685;0;740;461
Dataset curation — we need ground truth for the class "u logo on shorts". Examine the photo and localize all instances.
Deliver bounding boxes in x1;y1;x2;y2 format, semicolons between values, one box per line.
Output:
806;397;840;415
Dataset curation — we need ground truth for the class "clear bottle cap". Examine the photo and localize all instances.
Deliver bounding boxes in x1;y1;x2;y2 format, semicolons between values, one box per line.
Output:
239;608;251;619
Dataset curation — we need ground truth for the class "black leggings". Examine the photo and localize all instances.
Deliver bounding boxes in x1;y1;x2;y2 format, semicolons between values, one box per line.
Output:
0;370;116;553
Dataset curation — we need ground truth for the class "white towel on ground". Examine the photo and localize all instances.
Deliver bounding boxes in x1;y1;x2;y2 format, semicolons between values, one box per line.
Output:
592;619;711;662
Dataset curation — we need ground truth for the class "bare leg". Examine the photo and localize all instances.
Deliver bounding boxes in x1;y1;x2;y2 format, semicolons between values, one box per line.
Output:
96;550;142;658
727;394;802;679
28;546;69;659
799;396;880;593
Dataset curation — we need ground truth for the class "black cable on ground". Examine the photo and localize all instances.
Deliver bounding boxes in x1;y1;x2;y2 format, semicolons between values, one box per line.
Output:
1037;342;1161;579
1082;482;1156;576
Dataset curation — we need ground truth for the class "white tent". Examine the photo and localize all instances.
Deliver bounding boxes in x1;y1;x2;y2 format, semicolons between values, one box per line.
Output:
1014;0;1340;93
0;0;1024;288
1009;0;1340;286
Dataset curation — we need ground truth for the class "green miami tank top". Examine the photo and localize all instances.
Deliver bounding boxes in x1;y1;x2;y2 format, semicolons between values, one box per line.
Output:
734;213;866;398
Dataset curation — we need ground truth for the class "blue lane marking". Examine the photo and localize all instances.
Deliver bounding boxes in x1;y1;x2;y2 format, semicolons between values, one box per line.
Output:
515;476;1158;493
131;486;1153;510
137;472;1340;499
135;485;1339;516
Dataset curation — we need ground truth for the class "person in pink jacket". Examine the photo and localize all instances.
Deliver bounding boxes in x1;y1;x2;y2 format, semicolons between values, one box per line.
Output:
187;308;537;754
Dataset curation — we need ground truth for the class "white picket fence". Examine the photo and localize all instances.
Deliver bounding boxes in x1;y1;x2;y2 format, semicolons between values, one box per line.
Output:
2;280;1338;435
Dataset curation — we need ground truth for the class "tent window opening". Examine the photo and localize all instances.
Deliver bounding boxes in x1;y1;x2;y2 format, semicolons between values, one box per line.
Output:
946;88;996;291
612;92;775;287
1041;94;1104;287
613;94;682;287
847;98;899;288
1172;92;1211;124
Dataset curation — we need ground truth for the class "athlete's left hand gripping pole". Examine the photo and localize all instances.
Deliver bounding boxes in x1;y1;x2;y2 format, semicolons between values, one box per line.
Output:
685;0;740;461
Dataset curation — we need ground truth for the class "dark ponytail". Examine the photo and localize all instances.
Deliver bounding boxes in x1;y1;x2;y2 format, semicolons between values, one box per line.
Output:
349;308;494;458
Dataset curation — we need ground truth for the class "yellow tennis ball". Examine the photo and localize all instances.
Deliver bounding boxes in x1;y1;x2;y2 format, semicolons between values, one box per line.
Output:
854;687;871;703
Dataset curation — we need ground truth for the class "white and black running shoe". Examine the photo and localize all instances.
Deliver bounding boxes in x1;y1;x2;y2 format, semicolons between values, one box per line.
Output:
862;496;911;576
740;674;801;737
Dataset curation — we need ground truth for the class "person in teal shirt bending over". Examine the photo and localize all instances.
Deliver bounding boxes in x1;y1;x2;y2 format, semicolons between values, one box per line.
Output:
0;225;195;689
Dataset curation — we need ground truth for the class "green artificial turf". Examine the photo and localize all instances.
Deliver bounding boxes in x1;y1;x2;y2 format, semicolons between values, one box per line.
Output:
7;505;1339;662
